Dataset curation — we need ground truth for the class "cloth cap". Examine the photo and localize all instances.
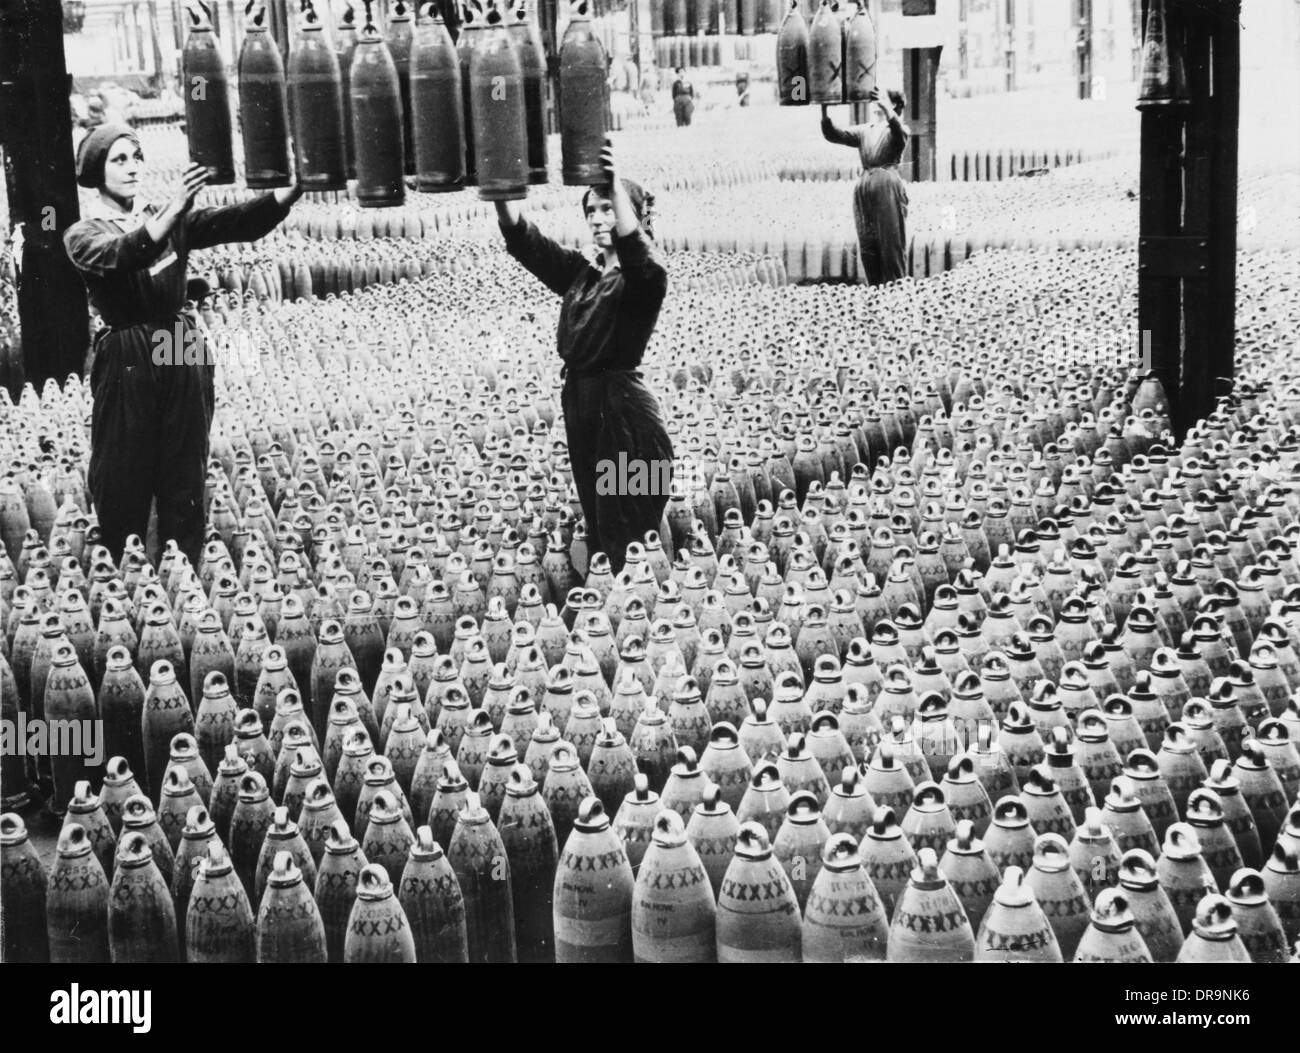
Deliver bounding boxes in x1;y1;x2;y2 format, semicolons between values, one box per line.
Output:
76;123;139;189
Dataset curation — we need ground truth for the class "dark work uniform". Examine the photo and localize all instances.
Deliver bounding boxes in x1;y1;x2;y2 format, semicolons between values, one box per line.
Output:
501;217;674;575
821;109;910;286
63;193;291;568
672;78;695;126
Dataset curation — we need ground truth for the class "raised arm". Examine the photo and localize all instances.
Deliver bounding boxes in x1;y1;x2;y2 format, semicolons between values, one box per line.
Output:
186;183;301;251
495;199;523;230
604;139;640;240
882;102;909;153
602;138;667;315
612;227;667;318
64;164;207;276
495;200;588;297
820;104;862;149
866;87;909;154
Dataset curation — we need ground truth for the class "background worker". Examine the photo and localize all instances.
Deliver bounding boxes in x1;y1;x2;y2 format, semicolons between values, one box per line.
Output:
672;67;696;127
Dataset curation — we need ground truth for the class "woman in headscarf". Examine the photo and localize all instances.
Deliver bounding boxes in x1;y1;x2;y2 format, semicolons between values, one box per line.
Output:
63;124;301;569
494;136;673;576
820;87;910;285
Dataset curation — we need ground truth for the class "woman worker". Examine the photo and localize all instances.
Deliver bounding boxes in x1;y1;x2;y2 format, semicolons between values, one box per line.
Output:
494;138;673;577
63;124;302;569
671;68;696;128
820;87;910;286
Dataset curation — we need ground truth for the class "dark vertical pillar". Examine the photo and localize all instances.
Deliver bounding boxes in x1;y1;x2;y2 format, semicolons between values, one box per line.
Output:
1137;113;1184;425
540;0;560;135
1136;0;1183;424
1075;0;1092;99
1205;0;1239;405
897;0;939;183
901;47;940;182
0;0;90;389
1178;0;1239;428
1178;4;1212;436
1136;0;1238;437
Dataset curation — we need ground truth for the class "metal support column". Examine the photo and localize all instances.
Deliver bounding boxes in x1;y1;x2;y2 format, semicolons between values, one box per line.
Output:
0;0;90;390
1075;0;1093;99
1180;0;1240;425
1136;0;1240;436
540;0;560;135
901;46;940;182
898;0;940;183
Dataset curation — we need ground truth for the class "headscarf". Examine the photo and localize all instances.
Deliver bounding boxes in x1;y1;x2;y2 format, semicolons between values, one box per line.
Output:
582;178;657;240
75;123;139;189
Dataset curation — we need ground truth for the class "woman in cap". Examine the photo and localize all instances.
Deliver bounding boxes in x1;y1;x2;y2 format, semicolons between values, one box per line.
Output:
493;136;673;576
63;124;302;569
820;87;911;285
